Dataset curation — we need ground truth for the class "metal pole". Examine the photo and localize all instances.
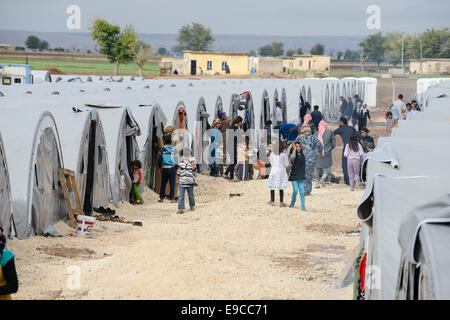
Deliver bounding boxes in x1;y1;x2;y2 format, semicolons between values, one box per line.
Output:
420;38;423;74
401;35;404;74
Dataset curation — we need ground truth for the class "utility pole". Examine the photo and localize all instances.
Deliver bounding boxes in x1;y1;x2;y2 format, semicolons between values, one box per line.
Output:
401;34;404;74
419;37;423;74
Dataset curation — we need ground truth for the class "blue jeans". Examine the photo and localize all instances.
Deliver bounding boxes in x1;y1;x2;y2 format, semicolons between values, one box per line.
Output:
291;180;306;210
178;186;195;210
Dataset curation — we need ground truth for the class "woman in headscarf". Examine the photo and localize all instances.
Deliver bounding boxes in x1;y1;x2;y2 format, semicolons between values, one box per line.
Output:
0;222;18;300
296;125;323;195
314;120;336;188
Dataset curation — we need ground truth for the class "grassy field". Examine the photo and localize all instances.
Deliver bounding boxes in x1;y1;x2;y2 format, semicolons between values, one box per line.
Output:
0;58;160;76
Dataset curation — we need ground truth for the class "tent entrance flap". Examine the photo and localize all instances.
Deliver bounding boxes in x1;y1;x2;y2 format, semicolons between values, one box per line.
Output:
83;120;97;214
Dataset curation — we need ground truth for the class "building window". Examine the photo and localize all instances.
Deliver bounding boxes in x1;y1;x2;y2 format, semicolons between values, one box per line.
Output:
299;60;303;67
222;61;228;71
14;78;21;83
207;61;212;70
436;63;441;72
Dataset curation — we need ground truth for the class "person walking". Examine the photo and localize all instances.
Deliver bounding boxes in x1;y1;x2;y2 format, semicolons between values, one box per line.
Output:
224;117;242;179
300;94;311;123
209;118;222;177
346;97;355;125
274;101;284;128
339;96;349;120
334;117;357;185
314;120;335;188
392;94;406;121
267;141;289;207
352;103;362;130
287;141;306;211
296;125;323;195
344;133;364;191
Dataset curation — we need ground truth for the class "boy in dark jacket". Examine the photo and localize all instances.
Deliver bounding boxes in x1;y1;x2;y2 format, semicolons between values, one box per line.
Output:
158;134;177;203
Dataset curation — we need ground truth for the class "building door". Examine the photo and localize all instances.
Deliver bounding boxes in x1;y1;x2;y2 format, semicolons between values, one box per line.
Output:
191;60;197;75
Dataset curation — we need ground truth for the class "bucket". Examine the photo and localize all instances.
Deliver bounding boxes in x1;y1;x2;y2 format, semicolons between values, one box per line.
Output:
76;215;95;238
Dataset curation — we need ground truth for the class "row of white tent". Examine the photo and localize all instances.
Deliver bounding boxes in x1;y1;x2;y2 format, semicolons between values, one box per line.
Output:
0;77;376;240
357;78;450;300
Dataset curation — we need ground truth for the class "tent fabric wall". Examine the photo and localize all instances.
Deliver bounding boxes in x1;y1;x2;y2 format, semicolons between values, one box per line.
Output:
0;108;65;239
0;133;13;238
357;81;450;300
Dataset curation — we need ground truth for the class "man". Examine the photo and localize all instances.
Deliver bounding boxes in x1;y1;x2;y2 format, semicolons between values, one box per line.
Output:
300;94;311;123
359;104;371;129
334;117;357;185
345;97;355;125
219;112;231;163
339;96;348;120
354;95;363;106
352;102;361;130
359;128;375;153
392;94;406;121
310;105;323;131
273;101;284;128
224;116;242;180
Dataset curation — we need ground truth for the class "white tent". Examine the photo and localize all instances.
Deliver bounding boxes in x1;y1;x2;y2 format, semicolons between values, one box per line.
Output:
0;107;65;239
0;132;13;238
31;70;52;83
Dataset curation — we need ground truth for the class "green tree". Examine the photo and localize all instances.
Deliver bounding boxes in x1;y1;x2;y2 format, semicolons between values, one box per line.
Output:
248;49;256;57
296;48;303;55
421;27;450;58
258;42;284;57
157;47;167;55
175;23;214;51
134;41;152;77
25;35;41;50
359;32;387;66
38;40;49;51
337;51;343;60
90;19;137;75
258;44;272;56
286;49;296;57
310;43;325;55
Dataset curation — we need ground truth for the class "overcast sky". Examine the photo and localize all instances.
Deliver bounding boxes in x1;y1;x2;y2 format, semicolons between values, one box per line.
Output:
0;0;449;36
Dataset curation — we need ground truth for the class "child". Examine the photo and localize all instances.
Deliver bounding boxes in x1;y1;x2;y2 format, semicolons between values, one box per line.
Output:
287;142;306;211
158;134;177;203
386;111;395;136
234;137;246;182
267;140;289;207
131;160;144;205
0;222;18;300
177;149;196;214
216;143;224;177
344;133;364;191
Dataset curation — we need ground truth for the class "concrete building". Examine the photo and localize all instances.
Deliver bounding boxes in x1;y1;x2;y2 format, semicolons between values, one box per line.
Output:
249;56;285;74
160;57;184;75
183;51;249;76
291;55;331;73
410;59;450;75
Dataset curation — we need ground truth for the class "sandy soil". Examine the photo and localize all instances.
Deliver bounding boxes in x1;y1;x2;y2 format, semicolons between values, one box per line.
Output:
8;171;363;300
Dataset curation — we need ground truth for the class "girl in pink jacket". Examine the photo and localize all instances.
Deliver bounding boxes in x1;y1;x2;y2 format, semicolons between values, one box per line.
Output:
344;133;364;191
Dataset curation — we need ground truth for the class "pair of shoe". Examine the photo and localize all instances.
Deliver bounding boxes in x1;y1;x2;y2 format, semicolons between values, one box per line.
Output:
177;207;195;214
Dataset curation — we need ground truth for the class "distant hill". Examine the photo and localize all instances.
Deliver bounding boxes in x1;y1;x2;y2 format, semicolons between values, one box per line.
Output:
0;29;363;57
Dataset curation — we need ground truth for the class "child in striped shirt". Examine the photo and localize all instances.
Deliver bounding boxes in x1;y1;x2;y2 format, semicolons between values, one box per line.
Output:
177;149;196;214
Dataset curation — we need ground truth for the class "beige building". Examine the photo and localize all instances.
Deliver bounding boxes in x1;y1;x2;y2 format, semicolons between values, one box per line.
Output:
183;51;249;76
410;59;450;75
0;44;14;51
160;57;184;74
291;54;331;72
249;56;285;74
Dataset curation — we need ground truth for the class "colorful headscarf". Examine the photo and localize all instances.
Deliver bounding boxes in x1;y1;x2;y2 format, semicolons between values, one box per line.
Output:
317;120;328;155
301;114;312;131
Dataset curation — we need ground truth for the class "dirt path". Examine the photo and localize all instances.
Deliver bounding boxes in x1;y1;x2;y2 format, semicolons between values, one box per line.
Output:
8;172;363;300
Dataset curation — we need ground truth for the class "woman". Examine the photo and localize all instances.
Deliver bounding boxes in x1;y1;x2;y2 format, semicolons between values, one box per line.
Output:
344;133;364;191
267;140;289;207
287;141;306;211
0;222;18;300
296;125;323;195
314;120;335;188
